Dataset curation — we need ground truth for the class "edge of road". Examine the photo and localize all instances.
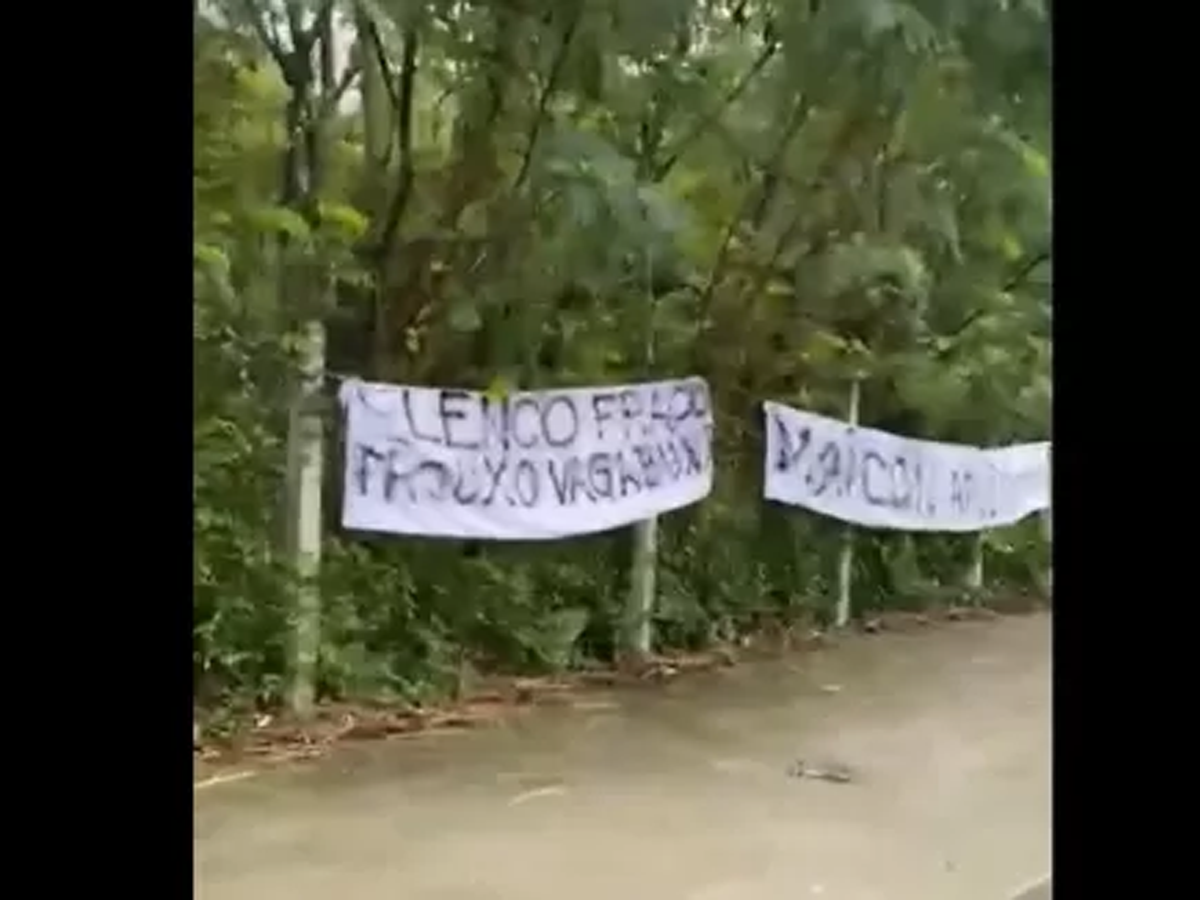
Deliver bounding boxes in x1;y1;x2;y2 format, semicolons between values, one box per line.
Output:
1008;873;1051;900
195;608;1051;794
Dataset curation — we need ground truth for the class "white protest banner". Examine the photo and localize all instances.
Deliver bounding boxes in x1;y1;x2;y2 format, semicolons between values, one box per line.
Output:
341;377;714;540
987;440;1051;515
763;400;1050;533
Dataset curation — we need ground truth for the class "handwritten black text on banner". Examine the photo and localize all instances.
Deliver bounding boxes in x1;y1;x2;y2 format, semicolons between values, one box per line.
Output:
763;401;1049;532
342;378;714;540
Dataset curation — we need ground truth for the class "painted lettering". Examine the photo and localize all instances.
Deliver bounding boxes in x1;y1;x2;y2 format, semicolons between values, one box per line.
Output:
344;379;715;540
541;394;580;448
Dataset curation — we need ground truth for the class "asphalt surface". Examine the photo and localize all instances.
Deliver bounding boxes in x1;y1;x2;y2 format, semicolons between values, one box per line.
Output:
195;613;1051;900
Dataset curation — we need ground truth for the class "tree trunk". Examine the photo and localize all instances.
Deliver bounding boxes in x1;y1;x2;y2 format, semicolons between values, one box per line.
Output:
621;259;660;663
285;319;326;717
964;533;985;592
835;378;862;628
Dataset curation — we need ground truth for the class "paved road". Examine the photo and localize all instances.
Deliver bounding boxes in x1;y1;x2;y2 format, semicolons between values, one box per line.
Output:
195;614;1051;900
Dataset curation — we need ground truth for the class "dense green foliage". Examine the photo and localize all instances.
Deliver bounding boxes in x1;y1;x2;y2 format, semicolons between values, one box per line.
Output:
194;0;1051;713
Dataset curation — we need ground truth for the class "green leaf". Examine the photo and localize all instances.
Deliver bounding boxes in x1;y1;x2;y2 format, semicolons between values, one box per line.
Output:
484;375;514;402
447;301;482;334
317;202;369;240
247;206;311;241
528;607;590;671
193;242;230;275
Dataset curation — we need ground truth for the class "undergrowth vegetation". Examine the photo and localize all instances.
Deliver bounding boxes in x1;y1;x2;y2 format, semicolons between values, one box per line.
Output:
194;0;1051;715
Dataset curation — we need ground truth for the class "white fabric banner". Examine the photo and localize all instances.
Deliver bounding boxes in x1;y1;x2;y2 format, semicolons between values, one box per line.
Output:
341;378;714;540
763;400;1050;532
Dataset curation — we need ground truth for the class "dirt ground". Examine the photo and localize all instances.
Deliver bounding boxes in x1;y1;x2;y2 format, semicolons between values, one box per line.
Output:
194;613;1051;900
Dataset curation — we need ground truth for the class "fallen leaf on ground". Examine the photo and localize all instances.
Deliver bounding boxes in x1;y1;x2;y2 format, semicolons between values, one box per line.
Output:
194;770;256;791
508;785;568;806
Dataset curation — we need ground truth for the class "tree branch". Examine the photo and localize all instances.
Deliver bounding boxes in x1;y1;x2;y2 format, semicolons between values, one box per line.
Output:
239;0;288;74
373;20;420;258
933;250;1052;357
652;39;780;182
285;0;310;55
513;2;584;191
318;60;363;121
361;14;401;110
1003;249;1051;292
317;0;336;100
751;212;808;299
695;96;809;332
284;0;305;43
299;1;336;218
708;119;817;199
438;9;514;229
357;11;401;176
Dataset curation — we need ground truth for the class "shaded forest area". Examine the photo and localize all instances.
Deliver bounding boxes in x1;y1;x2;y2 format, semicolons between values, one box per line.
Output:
194;0;1051;722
